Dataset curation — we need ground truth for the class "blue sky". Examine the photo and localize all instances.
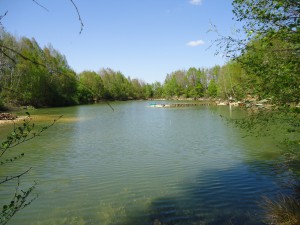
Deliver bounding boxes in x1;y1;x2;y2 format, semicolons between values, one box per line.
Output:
1;0;238;83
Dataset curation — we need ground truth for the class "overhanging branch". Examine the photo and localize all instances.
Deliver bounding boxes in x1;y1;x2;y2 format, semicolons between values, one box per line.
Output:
70;0;84;34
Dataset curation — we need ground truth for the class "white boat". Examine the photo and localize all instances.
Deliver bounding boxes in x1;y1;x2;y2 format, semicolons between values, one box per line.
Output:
217;102;227;106
149;103;169;108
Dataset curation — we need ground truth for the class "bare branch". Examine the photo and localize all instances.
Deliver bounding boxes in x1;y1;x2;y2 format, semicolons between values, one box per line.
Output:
69;0;84;34
0;10;8;29
0;44;46;68
0;179;38;225
30;0;84;33
0;115;63;159
32;0;49;12
0;167;31;185
0;11;8;21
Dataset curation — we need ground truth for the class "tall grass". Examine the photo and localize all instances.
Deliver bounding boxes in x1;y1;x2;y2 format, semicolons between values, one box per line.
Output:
261;194;300;225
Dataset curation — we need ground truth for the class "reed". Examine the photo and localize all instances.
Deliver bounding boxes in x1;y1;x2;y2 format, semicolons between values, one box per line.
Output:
260;195;300;225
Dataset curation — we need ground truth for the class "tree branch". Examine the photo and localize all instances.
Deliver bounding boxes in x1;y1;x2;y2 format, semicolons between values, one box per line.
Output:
32;0;49;12
0;10;8;29
69;0;84;34
0;48;16;64
0;44;46;68
0;11;8;21
0;167;31;185
0;115;63;158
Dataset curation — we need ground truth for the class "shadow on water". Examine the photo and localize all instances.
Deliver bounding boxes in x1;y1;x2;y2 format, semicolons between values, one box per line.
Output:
4;103;298;225
121;163;288;225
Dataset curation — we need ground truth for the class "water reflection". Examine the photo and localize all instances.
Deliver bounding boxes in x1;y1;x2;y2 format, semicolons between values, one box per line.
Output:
0;102;291;225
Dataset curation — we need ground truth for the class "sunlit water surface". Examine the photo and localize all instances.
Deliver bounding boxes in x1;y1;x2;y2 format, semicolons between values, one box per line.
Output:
0;101;288;225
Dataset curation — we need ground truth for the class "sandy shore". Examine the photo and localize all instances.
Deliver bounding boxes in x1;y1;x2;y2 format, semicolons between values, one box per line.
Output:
0;116;27;126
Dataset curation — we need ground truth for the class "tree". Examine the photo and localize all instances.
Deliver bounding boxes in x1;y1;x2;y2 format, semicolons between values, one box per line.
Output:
143;83;154;99
217;1;300;223
213;0;299;60
186;67;205;98
163;70;186;98
207;79;218;98
130;78;148;100
0;31;21;106
77;70;104;103
218;62;247;100
230;1;299;103
238;38;300;104
0;1;84;223
0;31;79;107
99;68;131;100
151;81;163;99
213;0;299;104
232;0;299;44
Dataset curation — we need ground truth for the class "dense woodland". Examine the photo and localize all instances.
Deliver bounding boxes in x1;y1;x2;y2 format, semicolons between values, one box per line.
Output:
0;0;299;224
0;10;298;109
0;28;228;108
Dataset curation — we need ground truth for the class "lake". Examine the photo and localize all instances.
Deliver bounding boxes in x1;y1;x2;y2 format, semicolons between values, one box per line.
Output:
0;101;288;225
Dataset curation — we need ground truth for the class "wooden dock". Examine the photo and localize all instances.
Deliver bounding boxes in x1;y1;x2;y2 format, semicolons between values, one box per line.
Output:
170;103;213;107
150;103;214;108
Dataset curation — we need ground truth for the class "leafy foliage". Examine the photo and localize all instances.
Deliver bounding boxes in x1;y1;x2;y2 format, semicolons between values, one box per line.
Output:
219;2;300;224
238;38;300;104
232;0;299;39
0;31;78;107
0;1;298;105
77;70;104;103
0;113;61;225
260;195;300;225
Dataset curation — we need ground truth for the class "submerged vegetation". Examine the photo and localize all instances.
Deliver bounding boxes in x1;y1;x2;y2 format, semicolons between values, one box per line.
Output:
261;195;300;225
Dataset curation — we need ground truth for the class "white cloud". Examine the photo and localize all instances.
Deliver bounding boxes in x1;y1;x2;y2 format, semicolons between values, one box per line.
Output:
187;39;205;47
189;0;202;5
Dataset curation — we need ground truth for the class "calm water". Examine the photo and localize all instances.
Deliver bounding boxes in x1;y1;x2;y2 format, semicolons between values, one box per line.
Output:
0;101;287;225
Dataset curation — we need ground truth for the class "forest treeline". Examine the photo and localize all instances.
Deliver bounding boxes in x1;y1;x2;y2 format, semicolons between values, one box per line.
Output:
0;26;299;109
0;0;299;224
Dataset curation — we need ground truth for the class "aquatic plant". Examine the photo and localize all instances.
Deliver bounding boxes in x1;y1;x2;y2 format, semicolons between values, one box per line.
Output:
261;194;300;225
